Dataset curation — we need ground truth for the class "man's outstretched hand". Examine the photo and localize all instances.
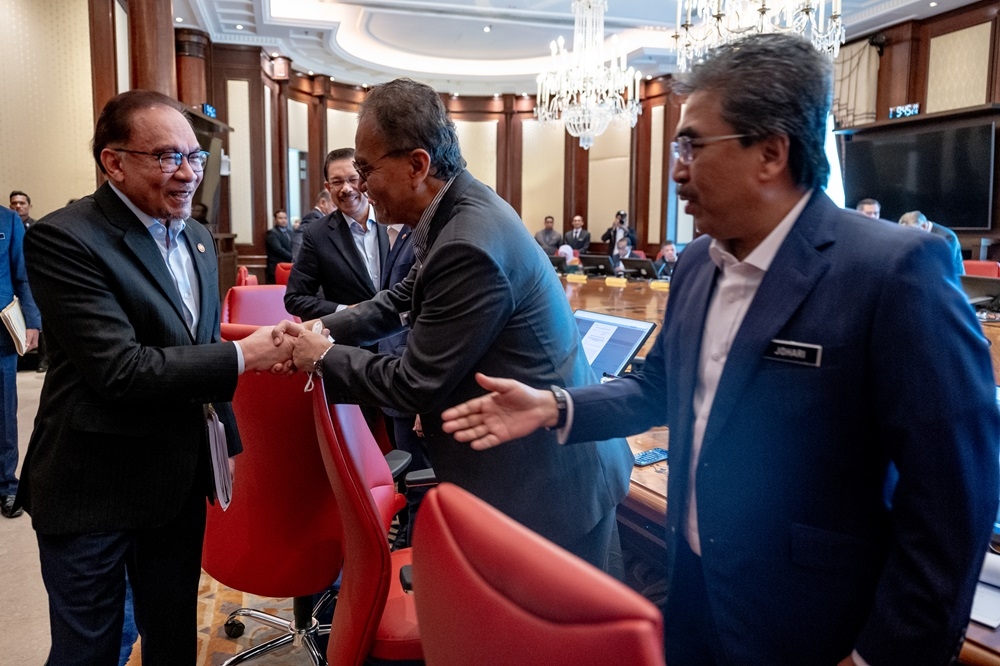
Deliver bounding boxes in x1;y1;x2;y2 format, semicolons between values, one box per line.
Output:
441;373;560;450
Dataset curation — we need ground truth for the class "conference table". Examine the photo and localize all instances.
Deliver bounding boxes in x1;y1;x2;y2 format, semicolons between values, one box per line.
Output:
560;275;1000;665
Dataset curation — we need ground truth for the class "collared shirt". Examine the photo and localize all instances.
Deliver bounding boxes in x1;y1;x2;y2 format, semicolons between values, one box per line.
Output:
348;207;380;289
411;175;457;264
109;183;200;336
109;184;245;372
685;191;812;555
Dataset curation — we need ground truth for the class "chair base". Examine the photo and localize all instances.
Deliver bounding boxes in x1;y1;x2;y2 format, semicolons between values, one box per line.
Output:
220;593;334;666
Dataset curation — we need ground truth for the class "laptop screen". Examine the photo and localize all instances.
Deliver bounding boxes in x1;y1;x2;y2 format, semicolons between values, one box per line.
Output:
573;309;657;378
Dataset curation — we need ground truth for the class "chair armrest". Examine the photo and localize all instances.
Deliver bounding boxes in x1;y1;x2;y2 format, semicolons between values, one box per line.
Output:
405;468;438;489
399;564;413;592
384;450;412;480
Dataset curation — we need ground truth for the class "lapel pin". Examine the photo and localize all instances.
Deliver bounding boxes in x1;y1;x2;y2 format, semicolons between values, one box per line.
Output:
197;243;206;253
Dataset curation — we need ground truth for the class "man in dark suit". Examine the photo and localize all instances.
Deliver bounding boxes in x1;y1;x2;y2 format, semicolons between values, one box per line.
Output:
15;90;292;665
280;78;633;573
0;204;39;518
284;148;389;321
440;35;1000;665
898;210;965;277
653;239;679;280
563;214;590;252
601;210;636;259
292;189;333;261
264;209;292;283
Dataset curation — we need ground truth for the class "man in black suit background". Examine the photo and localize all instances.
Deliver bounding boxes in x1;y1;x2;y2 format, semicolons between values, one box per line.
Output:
563;214;590;253
264;208;292;283
284;148;389;321
16;89;292;665
602;209;636;259
653;239;679;279
279;78;633;573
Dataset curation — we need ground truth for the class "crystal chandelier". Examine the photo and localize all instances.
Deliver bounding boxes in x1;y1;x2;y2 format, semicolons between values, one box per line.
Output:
535;1;642;150
673;0;846;72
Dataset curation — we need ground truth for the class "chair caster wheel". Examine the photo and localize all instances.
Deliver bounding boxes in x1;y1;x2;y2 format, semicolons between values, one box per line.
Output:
224;618;245;638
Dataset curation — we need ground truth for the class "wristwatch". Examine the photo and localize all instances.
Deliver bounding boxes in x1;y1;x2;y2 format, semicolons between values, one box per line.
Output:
548;385;568;430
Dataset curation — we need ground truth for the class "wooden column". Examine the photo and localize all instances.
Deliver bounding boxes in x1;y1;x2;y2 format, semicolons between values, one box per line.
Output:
176;28;210;108
128;0;177;96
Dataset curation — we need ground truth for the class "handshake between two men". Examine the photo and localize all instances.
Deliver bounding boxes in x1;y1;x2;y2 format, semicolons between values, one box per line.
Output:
234;319;338;375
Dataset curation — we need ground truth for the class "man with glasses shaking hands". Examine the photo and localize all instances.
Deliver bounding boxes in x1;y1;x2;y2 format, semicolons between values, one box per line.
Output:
16;89;293;665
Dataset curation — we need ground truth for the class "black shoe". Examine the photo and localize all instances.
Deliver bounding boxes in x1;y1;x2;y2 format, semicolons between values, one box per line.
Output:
0;495;22;518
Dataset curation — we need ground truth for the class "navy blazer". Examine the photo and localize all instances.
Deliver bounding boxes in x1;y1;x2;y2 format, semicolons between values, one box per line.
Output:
0;206;40;355
570;192;1000;664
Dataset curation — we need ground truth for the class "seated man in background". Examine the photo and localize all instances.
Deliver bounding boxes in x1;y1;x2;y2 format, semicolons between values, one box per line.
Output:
856;198;881;219
264;209;292;283
898;210;964;277
602;210;637;259
613;237;640;275
564;214;590;253
654;239;679;280
534;215;561;255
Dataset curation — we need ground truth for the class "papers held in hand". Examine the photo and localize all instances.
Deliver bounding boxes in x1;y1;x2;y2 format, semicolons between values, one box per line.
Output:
207;407;233;511
1;296;28;356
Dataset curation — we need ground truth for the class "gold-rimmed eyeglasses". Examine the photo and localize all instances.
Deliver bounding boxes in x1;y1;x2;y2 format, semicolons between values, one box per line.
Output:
352;148;415;182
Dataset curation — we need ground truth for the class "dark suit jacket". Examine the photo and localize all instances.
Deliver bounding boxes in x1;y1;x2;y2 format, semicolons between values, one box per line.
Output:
264;226;292;283
601;225;636;255
318;170;633;549
379;227;415;419
16;184;241;535
569;192;1000;664
564;228;591;253
292;208;324;261
284;210;389;320
929;221;966;277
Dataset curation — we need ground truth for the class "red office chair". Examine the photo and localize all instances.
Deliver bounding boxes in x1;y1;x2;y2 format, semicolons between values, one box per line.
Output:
312;382;422;666
235;265;258;286
412;483;665;666
964;260;1000;277
203;324;344;665
222;285;296;325
275;261;294;286
632;249;647;259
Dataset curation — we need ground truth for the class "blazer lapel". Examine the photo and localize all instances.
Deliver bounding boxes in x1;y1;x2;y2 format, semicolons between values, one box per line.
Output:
701;193;836;449
329;212;377;294
95;185;193;337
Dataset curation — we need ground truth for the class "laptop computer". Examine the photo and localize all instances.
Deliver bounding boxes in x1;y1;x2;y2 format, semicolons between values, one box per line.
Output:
573;309;657;379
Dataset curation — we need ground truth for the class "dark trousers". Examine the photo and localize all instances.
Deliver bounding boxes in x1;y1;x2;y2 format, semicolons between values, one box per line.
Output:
36;484;207;666
663;538;720;666
564;506;623;577
0;352;18;495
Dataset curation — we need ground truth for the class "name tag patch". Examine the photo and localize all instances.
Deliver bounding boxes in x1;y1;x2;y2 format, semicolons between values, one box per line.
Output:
764;339;822;367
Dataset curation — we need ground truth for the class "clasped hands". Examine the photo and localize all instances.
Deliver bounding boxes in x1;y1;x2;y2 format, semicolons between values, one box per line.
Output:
235;319;333;375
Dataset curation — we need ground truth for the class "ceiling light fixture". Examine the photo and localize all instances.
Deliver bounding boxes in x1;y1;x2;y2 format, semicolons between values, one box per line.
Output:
236;24;244;30
535;1;642;150
175;17;183;23
484;25;492;33
672;0;845;72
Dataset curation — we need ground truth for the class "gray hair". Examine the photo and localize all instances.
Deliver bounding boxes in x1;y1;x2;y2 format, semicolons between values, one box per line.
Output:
898;210;929;228
358;78;466;180
673;34;833;191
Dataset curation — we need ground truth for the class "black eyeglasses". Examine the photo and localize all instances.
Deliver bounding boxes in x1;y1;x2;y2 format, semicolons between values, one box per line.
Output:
113;149;210;174
671;134;751;165
352;148;415;182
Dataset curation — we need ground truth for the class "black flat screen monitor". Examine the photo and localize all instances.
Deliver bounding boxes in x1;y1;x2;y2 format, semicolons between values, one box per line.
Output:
573;309;657;378
843;121;996;230
548;254;567;273
621;257;662;279
579;254;615;276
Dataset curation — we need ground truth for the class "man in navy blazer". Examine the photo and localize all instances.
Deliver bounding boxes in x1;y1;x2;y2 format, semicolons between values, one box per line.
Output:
441;35;1000;665
0;205;39;518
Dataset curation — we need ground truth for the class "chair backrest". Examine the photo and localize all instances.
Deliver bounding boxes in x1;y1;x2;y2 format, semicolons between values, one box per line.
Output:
203;325;343;598
275;261;294;285
235;265;259;286
222;285;293;325
412;483;666;666
964;260;1000;277
312;383;408;666
632;249;647;259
